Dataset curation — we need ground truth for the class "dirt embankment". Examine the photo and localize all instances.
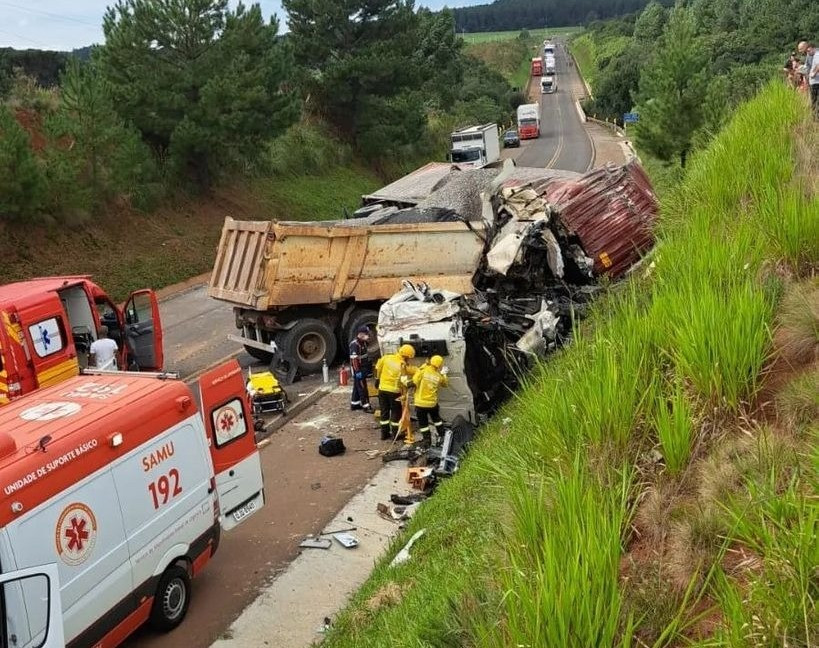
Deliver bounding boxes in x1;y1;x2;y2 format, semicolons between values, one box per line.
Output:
0;186;267;301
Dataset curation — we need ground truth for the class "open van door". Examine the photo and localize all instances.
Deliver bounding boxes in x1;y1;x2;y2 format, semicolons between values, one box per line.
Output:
0;564;65;647
123;289;164;371
199;360;265;531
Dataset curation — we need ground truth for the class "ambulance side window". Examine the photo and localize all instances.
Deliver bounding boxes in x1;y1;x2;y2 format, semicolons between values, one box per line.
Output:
210;398;248;448
26;318;66;359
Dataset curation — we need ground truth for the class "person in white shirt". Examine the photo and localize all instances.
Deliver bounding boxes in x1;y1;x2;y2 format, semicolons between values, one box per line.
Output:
90;326;119;370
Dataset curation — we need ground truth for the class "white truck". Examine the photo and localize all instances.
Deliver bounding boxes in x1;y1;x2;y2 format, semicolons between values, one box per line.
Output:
541;75;556;93
544;55;556;76
449;124;500;169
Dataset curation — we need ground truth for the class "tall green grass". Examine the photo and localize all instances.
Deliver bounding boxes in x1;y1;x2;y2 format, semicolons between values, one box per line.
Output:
654;379;695;474
323;83;817;648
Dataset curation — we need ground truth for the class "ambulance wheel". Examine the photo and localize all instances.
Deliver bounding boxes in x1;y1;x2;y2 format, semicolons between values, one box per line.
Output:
150;565;191;632
279;319;337;374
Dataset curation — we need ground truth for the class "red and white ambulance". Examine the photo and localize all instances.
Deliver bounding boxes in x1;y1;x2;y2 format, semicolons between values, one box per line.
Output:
0;360;264;647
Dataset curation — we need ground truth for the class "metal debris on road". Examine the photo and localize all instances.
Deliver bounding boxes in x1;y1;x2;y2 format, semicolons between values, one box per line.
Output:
333;533;360;548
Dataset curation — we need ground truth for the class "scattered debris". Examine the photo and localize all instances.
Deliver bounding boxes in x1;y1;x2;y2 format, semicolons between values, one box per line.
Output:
320;526;357;536
299;537;332;550
377;502;421;523
319;436;346;457
390;529;426;567
406;467;434;490
333;533;360;548
391;493;428;505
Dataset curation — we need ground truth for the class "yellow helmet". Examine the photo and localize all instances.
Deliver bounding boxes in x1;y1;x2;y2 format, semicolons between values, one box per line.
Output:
398;344;416;359
429;355;444;369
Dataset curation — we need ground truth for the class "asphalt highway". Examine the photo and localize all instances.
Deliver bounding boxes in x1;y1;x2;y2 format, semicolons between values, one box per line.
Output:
513;38;594;173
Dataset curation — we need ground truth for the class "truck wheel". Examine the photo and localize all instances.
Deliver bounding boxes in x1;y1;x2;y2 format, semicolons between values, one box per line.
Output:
279;319;337;375
343;309;380;360
149;565;191;632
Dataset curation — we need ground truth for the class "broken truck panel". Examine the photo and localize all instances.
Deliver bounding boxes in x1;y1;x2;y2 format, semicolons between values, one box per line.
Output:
514;161;658;279
360;162;459;209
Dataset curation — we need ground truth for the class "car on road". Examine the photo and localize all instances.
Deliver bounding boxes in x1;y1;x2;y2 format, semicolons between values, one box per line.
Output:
503;129;520;148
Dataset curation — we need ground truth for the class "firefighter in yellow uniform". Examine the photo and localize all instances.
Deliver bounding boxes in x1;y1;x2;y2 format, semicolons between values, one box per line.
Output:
375;344;416;440
412;355;449;448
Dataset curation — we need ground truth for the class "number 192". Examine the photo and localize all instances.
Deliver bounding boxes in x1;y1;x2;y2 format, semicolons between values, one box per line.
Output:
148;468;182;509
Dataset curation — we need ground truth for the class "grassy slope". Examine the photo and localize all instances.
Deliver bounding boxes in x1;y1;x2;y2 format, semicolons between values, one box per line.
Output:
321;83;818;647
0;158;379;301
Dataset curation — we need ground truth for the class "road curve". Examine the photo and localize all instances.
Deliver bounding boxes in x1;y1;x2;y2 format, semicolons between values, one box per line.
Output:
512;37;594;173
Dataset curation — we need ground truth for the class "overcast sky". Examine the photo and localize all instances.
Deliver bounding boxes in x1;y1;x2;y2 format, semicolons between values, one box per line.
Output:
0;0;484;51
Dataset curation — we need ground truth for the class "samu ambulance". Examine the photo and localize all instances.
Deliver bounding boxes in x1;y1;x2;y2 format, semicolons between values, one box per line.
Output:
0;360;264;647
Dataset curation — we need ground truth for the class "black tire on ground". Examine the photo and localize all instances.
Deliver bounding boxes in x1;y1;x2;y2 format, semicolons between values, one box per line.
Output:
149;565;191;632
278;318;337;375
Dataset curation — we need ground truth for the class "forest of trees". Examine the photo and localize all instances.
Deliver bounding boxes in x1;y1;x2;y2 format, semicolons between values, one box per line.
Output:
578;0;819;167
453;0;671;33
0;0;520;224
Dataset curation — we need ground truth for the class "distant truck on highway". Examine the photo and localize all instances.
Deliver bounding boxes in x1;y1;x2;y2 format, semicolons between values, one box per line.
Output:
544;55;556;76
449;123;500;169
541;76;556;93
544;41;555;55
531;57;543;76
517;103;540;139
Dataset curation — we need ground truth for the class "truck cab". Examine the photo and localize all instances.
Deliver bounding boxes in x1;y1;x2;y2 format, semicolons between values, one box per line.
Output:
449;124;500;169
541;76;556;93
0;277;163;404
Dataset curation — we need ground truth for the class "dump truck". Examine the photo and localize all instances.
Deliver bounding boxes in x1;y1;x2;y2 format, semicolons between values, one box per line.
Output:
208;217;486;376
531;57;543;76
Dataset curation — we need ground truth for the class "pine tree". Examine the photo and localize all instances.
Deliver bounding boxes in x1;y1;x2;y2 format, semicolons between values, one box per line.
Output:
42;58;158;219
633;1;666;43
99;0;297;186
283;0;428;158
0;106;46;222
633;5;709;167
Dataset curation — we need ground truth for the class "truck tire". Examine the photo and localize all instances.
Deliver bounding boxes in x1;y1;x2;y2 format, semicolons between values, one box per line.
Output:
344;309;380;348
278;318;337;375
149;565;191;632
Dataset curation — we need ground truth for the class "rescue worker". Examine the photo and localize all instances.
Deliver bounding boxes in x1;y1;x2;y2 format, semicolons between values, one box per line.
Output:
375;344;416;440
412;355;449;448
349;326;372;412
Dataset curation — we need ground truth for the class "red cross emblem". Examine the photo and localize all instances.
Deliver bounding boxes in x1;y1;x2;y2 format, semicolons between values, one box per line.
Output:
65;516;89;551
55;503;97;566
218;409;236;431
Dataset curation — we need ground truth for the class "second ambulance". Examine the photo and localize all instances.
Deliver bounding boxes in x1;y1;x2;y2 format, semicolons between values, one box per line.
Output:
0;360;264;647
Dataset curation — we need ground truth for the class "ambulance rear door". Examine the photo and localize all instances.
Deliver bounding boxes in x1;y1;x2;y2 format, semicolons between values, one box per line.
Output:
198;360;264;531
0;564;65;647
17;293;79;392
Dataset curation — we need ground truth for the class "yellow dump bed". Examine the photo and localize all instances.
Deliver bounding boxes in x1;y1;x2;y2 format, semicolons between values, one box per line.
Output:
208;217;486;311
